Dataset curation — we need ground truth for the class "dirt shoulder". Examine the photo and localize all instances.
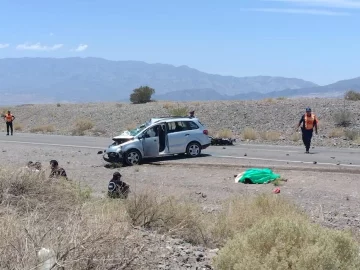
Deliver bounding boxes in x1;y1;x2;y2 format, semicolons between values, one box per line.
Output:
1;141;359;233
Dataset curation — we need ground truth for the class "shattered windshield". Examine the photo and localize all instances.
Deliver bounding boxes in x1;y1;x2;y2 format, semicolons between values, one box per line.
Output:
128;121;151;136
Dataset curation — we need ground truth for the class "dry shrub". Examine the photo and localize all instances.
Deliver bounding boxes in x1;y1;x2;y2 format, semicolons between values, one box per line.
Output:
167;105;189;117
30;125;55;133
14;123;23;131
259;131;281;141
263;98;275;103
92;127;107;136
162;102;174;110
344;129;359;141
276;97;287;100
242;127;257;140
125;190;209;245
334;110;352;127
329;128;345;138
216;129;233;139
291;132;301;142
210;194;305;246
0;167;142;269
213;216;360;270
72;119;94;136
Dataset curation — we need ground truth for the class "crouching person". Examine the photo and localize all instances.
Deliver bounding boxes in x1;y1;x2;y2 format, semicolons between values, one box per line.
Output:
108;172;130;199
49;160;68;180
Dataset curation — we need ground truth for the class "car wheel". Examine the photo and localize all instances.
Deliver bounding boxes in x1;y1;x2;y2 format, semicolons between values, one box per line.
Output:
186;142;201;157
124;149;142;166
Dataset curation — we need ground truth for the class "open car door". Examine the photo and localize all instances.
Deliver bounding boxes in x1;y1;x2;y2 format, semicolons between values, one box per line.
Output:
141;125;160;158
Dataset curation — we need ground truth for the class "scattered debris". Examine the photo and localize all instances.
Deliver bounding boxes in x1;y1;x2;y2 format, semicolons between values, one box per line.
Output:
331;157;335;159
313;161;317;164
210;137;236;146
97;150;103;154
244;153;247;156
273;188;281;194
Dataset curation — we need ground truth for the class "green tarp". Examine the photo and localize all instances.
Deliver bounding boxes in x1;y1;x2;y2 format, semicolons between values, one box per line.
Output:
235;168;281;184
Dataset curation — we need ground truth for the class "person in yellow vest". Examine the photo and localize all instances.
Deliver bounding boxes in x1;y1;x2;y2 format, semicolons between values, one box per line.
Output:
3;110;15;136
297;107;318;153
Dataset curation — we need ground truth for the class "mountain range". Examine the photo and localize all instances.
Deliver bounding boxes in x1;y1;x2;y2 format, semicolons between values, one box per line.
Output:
0;57;358;105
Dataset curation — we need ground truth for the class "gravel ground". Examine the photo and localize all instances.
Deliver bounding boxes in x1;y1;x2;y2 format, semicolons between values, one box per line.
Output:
1;97;360;148
1;141;360;237
2;143;360;269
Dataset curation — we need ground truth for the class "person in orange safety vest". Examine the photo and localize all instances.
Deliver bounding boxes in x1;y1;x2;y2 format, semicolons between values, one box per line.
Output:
297;107;318;153
3;110;15;136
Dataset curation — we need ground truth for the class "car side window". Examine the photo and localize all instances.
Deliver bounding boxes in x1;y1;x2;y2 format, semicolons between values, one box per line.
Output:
144;126;158;137
186;121;199;130
167;121;189;133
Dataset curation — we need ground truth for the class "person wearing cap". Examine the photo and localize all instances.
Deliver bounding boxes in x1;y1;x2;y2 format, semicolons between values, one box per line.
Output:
107;172;130;199
49;160;68;180
297;107;318;153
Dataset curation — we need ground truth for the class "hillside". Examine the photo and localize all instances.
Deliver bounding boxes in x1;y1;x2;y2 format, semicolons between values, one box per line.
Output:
0;57;318;104
1;97;360;148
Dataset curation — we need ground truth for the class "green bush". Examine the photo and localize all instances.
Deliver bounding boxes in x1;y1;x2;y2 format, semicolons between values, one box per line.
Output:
213;216;360;270
345;90;360;101
130;86;155;104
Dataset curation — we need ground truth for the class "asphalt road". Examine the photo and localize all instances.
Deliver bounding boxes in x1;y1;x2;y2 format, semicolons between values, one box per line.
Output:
1;133;360;169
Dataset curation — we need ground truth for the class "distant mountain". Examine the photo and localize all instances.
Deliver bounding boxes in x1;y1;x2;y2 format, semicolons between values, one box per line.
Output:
0;57;318;104
155;77;360;101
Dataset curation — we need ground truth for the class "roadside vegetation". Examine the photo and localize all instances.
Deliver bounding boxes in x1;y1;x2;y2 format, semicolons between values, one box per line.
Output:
71;118;94;136
345;90;360;101
1;166;359;269
30;125;55;133
130;85;155;104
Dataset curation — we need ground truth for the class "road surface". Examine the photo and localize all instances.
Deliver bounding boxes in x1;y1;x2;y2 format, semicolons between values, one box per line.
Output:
1;133;360;170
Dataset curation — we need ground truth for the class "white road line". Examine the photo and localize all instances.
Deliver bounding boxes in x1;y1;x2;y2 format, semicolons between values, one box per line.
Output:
0;140;104;149
211;154;360;168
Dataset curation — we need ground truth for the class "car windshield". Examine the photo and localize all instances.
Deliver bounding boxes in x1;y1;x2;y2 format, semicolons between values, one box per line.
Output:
128;121;151;136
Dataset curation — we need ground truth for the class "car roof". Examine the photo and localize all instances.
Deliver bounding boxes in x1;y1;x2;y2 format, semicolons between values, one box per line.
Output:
150;117;199;124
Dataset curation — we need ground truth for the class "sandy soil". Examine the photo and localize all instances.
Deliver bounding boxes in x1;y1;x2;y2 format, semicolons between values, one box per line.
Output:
1;141;359;232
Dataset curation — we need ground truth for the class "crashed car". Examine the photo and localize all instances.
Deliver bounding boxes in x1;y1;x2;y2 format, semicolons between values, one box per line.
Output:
103;117;211;165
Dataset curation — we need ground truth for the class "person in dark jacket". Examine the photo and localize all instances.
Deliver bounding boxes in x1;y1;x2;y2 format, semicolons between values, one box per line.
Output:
108;172;130;199
49;160;68;180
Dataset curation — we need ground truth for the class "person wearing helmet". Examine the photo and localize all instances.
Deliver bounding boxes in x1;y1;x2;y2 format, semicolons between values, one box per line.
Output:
108;172;130;199
297;107;318;153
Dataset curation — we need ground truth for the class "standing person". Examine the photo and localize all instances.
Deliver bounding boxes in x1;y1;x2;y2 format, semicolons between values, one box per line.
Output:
297;107;318;153
3;110;15;136
108;172;130;199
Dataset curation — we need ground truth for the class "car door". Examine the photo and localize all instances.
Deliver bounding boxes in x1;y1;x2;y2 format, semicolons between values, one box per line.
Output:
141;125;160;157
166;121;191;153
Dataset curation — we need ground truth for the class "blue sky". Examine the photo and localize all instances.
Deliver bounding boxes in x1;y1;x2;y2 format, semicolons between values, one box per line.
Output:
0;0;359;85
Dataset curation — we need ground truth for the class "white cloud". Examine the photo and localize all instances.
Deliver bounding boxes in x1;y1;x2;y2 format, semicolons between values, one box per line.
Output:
16;42;63;51
264;0;360;9
74;44;88;52
0;43;10;49
244;7;350;15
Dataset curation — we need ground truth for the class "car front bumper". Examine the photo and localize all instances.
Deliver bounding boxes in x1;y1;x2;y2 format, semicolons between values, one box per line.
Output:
103;151;123;163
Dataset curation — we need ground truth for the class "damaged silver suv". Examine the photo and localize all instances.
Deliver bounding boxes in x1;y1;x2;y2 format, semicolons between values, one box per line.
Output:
103;117;211;166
